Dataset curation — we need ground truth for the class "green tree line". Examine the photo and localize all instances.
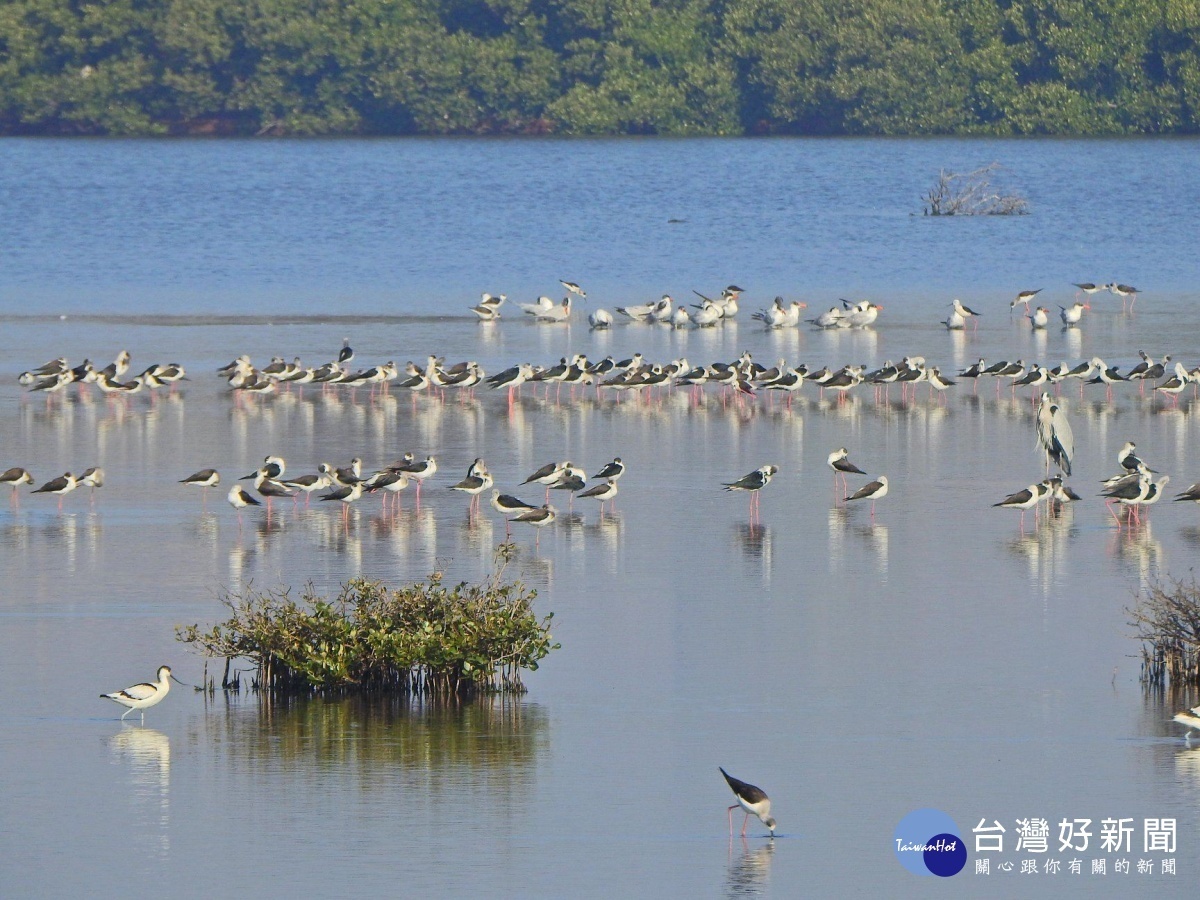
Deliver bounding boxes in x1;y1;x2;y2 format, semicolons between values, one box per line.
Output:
2;0;1198;135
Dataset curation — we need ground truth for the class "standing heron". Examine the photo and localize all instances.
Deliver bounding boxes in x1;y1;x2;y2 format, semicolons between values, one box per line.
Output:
1035;393;1073;476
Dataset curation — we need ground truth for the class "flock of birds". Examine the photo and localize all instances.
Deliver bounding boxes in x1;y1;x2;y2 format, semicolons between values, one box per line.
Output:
29;276;1191;770
178;453;628;545
18;350;185;398
463;279;1140;332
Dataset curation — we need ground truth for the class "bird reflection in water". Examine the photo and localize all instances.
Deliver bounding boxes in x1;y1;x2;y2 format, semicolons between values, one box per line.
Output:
109;727;171;858
726;834;775;896
734;518;772;566
1109;521;1163;587
1005;510;1071;594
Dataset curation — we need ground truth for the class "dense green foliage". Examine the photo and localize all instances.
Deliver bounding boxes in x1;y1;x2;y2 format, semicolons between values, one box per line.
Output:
3;0;1199;135
177;574;558;695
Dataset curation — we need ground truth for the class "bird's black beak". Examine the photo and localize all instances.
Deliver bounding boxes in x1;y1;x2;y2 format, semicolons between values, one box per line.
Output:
170;674;193;687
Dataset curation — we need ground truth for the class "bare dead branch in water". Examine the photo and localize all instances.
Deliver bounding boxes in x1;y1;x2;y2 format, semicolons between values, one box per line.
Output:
1128;575;1200;687
923;163;1029;216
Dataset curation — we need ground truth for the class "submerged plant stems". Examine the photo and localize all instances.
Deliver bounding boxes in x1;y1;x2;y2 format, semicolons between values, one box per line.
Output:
1129;576;1200;688
177;571;557;697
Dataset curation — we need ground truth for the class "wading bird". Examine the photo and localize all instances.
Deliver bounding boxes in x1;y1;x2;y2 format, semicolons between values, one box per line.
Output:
720;768;776;838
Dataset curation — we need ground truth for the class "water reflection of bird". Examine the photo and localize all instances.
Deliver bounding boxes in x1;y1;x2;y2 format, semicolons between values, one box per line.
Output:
727;839;775;895
101;665;183;721
720;767;776;837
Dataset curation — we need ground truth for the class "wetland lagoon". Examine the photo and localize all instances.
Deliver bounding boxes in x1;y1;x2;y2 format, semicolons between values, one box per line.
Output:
2;138;1200;896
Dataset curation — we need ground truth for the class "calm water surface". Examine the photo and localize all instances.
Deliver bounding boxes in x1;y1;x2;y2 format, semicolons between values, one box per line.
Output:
2;139;1199;897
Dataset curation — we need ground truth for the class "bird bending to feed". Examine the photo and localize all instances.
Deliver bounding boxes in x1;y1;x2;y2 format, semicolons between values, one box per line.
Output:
844;475;888;518
720;768;776;837
1011;289;1041;313
560;280;586;298
1175;483;1200;505
101;665;184;721
588;309;613;329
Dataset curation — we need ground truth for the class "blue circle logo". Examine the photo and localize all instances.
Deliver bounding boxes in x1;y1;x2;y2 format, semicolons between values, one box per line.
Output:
894;809;966;876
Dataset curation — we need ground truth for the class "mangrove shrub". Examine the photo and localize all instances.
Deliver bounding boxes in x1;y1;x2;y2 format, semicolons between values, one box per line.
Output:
177;572;558;696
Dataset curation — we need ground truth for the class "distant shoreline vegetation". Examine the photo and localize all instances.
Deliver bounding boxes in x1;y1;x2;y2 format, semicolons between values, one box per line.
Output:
2;0;1198;137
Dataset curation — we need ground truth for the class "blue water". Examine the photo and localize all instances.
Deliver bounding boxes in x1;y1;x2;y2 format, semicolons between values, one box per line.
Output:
3;138;1198;316
2;138;1199;897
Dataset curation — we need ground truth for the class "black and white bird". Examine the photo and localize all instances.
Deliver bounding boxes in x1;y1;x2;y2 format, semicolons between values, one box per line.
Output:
1;467;34;496
512;504;557;548
1116;442;1151;474
338;338;354;364
588;309;614;329
320;480;364;518
180;468;220;492
283;463;334;505
994;480;1051;530
227;484;260;521
1174;482;1200;505
592;458;626;482
1072;282;1106;298
1011;288;1042;313
33;472;78;509
449;466;494;513
560;280;586;298
490;490;537;535
80;466;105;498
1035;393;1073;476
1059;301;1089;326
844;475;888;518
1110;282;1140;310
720;768;776;837
952;298;981;330
101;665;184;721
576;478;618;515
827;448;866;495
723;465;778;520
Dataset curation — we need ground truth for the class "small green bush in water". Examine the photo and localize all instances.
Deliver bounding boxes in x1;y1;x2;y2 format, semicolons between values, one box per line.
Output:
177;573;557;696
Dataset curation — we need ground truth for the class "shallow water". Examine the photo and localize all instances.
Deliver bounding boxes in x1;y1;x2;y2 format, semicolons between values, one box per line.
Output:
2;139;1200;896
